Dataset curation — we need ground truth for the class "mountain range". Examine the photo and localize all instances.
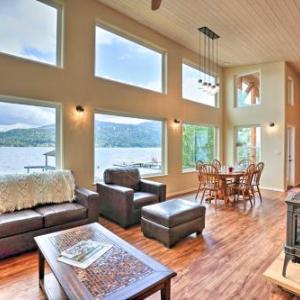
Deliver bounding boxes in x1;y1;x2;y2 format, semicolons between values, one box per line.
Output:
0;121;161;147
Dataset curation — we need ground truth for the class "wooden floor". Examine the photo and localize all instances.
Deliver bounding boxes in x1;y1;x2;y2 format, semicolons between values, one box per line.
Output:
0;190;298;300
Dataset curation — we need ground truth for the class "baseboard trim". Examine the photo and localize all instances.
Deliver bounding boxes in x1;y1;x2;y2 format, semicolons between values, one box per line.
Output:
167;187;198;199
260;186;285;192
167;186;285;198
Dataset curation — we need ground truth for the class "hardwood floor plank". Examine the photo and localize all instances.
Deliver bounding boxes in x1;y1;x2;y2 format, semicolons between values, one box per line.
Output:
0;190;297;299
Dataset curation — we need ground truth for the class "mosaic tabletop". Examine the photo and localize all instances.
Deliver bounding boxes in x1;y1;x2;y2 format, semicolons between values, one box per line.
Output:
50;226;154;299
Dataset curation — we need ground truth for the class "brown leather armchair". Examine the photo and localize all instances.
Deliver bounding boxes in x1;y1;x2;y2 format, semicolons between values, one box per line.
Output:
96;167;166;228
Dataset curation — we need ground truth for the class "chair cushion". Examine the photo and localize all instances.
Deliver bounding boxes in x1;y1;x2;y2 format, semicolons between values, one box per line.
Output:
142;199;205;228
34;203;87;228
104;167;140;190
0;209;43;238
133;192;159;209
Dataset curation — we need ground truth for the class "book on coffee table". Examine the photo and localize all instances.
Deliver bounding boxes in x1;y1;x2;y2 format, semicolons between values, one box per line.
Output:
58;239;112;269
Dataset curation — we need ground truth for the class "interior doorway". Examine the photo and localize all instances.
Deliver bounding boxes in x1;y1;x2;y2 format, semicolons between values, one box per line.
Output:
286;126;295;189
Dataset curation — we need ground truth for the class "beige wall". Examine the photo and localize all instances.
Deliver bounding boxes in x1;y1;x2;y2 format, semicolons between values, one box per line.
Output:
223;62;286;191
0;0;223;195
285;63;300;187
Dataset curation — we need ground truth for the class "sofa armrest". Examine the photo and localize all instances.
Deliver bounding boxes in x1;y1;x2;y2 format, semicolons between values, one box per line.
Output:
96;183;134;210
139;179;166;202
96;183;134;227
75;188;100;222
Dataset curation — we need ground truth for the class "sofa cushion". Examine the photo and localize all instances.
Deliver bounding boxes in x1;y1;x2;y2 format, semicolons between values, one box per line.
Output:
141;199;205;228
0;209;43;238
104;167;140;191
133;192;159;209
34;203;87;228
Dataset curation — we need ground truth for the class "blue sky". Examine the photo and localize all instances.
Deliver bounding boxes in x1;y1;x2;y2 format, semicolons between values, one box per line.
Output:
95;26;162;92
0;102;55;132
0;0;216;130
0;0;57;64
182;63;215;106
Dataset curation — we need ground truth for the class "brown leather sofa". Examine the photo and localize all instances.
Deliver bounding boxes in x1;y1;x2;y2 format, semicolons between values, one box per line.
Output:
0;188;100;259
97;167;166;228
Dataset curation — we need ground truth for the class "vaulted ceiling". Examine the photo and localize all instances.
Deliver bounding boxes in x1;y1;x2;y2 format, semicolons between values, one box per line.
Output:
97;0;300;73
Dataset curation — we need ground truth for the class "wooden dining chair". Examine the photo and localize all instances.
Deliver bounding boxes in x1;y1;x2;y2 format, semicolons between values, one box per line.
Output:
211;159;222;170
252;162;264;202
195;163;206;200
233;163;256;209
196;160;204;170
199;164;222;207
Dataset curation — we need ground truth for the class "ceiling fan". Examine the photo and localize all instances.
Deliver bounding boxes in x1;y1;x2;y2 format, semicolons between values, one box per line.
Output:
151;0;162;10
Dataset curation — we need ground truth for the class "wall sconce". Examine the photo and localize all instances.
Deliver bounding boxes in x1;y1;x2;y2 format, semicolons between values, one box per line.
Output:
76;105;84;114
174;118;181;124
269;122;275;127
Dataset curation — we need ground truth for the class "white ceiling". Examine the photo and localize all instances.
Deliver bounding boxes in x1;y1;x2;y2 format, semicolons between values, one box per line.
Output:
97;0;300;73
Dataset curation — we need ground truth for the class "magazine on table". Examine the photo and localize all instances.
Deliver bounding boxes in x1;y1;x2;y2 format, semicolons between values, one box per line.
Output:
58;239;112;269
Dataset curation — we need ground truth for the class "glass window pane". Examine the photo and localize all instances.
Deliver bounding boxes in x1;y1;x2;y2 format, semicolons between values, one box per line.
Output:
95;26;163;93
236;126;261;163
182;124;216;170
94;113;164;181
0;100;57;174
236;72;260;107
182;63;216;107
0;0;60;65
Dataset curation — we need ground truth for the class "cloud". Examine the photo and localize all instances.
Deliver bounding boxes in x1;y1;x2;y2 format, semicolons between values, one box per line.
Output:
95;114;146;125
95;26;115;45
0;0;57;64
0;101;55;129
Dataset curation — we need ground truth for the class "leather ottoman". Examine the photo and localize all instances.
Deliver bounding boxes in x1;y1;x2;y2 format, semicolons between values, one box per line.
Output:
141;199;205;248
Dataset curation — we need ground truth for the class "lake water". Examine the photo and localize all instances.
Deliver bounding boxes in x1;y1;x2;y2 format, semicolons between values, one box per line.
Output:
0;147;161;178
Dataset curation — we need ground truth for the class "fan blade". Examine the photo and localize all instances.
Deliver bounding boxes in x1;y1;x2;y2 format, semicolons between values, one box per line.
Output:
152;0;162;10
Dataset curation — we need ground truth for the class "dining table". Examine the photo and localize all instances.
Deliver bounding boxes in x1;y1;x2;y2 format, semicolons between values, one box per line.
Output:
218;168;246;205
205;167;246;205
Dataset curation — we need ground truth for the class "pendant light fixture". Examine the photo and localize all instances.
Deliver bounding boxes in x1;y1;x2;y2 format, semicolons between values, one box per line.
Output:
198;27;220;95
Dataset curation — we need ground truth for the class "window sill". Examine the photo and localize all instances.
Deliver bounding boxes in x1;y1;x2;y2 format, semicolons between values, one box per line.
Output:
93;172;168;185
182;169;197;174
94;74;166;95
235;104;261;108
182;97;218;109
143;172;168;179
0;51;62;69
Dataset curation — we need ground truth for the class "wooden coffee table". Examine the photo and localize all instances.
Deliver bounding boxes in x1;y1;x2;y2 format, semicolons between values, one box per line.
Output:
34;223;176;300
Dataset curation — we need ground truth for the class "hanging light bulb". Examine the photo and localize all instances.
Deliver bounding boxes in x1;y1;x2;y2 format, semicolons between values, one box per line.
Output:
199;79;204;90
198;27;220;95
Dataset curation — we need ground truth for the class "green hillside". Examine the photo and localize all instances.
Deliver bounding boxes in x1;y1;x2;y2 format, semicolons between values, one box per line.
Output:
0;121;162;147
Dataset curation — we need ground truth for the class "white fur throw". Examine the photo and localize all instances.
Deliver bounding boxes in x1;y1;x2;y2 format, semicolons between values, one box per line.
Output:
0;170;75;214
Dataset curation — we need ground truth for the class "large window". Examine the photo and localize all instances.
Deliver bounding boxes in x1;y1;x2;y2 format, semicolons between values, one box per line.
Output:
0;0;62;66
182;63;217;107
95;25;165;93
94;113;165;181
182;123;217;171
236;126;261;163
0;98;60;175
235;72;260;107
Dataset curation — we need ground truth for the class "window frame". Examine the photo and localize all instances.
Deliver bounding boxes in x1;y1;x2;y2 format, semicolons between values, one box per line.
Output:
287;76;295;106
0;95;62;172
182;60;219;108
0;0;64;67
93;110;167;182
234;125;261;164
234;70;261;108
181;121;219;172
94;22;167;94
